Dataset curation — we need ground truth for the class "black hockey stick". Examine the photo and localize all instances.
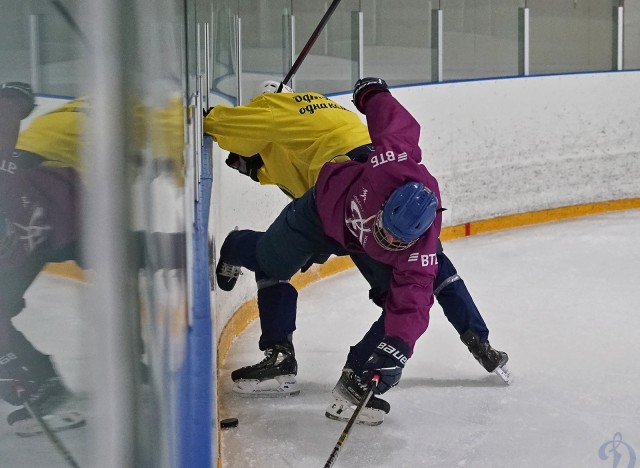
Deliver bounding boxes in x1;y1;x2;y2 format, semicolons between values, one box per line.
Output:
277;0;343;92
323;375;379;468
15;384;82;468
49;0;88;46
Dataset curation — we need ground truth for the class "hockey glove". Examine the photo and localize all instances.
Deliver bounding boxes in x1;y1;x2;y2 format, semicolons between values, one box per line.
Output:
362;336;409;394
0;82;35;119
225;152;263;182
352;77;389;114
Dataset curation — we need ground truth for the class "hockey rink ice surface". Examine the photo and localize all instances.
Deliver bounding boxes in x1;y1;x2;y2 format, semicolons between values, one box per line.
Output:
0;209;638;467
220;209;640;468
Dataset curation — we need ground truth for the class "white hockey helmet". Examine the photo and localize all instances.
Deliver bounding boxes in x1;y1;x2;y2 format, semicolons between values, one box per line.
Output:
255;80;294;96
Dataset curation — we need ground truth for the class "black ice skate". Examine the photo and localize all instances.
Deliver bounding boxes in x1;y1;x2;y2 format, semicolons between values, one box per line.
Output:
8;377;85;437
231;343;300;397
461;330;512;384
216;228;243;291
325;368;390;426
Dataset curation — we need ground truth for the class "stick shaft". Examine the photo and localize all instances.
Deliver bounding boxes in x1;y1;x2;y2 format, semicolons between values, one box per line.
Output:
50;0;88;45
279;0;343;91
17;385;82;468
323;376;379;468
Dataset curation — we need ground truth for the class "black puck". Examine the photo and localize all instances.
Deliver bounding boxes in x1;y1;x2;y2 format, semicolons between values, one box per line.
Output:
220;417;239;429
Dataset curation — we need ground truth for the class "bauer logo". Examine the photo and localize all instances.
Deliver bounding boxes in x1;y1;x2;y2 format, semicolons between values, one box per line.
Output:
377;342;408;365
598;432;637;468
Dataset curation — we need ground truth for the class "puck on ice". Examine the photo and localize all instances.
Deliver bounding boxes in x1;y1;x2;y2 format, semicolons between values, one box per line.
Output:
220;418;239;429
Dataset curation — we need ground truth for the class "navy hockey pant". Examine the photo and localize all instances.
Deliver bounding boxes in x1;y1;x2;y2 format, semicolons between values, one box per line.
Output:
218;188;347;350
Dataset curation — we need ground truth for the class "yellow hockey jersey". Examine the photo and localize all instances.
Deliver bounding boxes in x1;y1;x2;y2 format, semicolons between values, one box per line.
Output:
15;97;182;178
203;91;372;199
15;98;87;171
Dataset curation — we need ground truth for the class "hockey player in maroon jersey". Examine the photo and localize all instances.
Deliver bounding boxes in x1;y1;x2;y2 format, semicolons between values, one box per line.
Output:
0;82;85;436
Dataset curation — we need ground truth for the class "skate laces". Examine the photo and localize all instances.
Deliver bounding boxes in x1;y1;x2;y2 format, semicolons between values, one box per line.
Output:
259;347;281;364
342;369;368;397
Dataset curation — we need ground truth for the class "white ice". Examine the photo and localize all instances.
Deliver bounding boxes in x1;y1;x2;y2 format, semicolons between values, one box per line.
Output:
1;210;638;467
219;209;640;468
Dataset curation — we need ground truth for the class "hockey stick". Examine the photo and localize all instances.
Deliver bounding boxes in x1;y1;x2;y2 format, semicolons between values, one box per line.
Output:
15;384;82;468
277;0;343;92
49;0;88;46
323;375;379;468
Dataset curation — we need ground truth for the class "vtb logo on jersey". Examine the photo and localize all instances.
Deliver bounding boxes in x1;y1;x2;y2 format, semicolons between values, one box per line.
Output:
408;252;438;267
345;192;375;247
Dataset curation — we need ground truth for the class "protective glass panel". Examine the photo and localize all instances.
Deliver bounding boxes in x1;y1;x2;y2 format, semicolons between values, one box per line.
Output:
0;1;89;465
362;0;436;87
442;0;524;80
281;0;358;94
529;0;618;74
1;0;190;466
624;0;640;69
239;0;292;102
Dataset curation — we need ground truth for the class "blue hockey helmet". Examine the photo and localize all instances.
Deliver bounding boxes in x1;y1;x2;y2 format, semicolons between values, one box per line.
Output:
373;181;437;251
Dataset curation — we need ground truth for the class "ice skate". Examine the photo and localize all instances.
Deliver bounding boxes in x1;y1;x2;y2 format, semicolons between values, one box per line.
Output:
216;227;243;291
8;377;86;437
461;330;512;384
231;343;300;397
325;368;390;426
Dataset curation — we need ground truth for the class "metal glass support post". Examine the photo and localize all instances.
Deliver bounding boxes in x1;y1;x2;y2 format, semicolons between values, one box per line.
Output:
290;14;296;91
616;5;624;70
236;15;242;104
195;24;203;200
28;15;42;91
282;9;291;78
352;10;363;82
518;7;530;76
204;22;211;109
431;8;443;82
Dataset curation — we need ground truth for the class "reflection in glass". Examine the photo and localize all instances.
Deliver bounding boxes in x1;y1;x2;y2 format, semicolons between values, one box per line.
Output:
0;84;88;466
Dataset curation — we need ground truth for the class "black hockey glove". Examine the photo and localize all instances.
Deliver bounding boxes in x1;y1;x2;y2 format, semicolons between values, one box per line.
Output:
362;336;410;394
0;82;35;119
352;77;389;114
225;152;263;182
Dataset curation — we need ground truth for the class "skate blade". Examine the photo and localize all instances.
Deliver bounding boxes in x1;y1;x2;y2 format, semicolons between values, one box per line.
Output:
13;411;86;438
232;374;300;397
494;364;513;385
324;398;384;426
